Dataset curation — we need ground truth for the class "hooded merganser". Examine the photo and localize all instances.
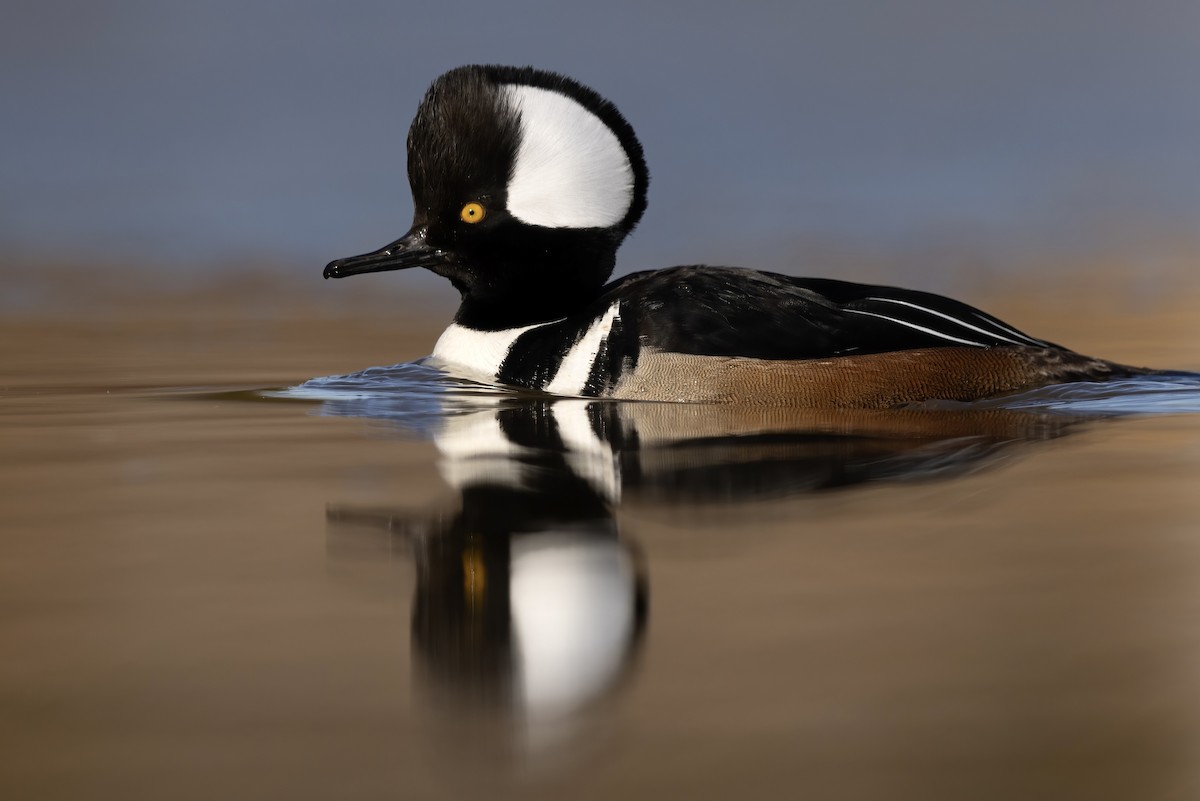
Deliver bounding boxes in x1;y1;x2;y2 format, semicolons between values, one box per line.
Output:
324;65;1145;407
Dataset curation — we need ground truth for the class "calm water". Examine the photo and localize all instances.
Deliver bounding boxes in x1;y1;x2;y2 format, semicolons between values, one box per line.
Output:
4;297;1200;800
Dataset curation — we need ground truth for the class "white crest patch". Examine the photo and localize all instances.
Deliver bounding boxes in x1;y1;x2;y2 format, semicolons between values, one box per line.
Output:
503;84;634;229
431;320;558;383
545;302;621;396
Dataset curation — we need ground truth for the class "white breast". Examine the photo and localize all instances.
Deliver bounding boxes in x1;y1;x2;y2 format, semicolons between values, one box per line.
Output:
431;303;622;396
431;321;552;383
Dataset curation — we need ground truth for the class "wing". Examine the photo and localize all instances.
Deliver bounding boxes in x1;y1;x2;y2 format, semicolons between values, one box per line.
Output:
605;266;1055;360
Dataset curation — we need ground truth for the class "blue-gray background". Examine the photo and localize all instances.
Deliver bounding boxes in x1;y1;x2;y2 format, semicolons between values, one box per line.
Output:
4;0;1198;289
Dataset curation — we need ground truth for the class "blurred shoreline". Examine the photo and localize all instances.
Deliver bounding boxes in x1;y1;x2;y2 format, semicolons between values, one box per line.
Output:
2;250;1197;392
6;236;1199;315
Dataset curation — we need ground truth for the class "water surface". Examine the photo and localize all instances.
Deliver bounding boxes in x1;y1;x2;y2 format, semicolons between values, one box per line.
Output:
3;292;1200;800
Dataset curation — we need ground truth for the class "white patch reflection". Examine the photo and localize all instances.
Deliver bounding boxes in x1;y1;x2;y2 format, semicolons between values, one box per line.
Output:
511;532;638;719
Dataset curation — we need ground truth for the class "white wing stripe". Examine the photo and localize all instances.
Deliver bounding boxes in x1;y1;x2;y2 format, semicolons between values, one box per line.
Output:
969;312;1044;345
861;297;1025;345
844;308;987;347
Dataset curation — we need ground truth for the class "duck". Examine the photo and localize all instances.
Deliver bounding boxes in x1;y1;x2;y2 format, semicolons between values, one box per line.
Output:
324;65;1145;407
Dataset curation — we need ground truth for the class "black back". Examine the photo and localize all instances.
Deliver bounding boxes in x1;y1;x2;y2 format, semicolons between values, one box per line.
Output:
617;266;1054;358
497;266;1057;393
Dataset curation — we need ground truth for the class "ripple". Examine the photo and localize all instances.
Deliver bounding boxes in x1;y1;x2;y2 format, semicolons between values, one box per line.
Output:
270;359;525;432
946;372;1200;415
273;361;1200;423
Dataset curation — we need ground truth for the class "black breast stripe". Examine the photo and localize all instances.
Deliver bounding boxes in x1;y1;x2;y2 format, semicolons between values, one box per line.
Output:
497;320;580;390
497;303;643;396
584;305;639;396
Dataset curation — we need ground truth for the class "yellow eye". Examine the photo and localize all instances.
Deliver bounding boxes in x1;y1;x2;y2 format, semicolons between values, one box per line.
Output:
460;202;486;223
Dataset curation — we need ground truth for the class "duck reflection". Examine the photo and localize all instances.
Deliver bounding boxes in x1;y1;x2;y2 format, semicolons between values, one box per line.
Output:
325;401;651;768
322;390;1082;770
330;449;649;714
323;393;1082;504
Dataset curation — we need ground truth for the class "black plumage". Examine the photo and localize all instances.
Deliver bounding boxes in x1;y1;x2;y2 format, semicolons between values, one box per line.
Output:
496;265;1055;391
325;65;1144;404
614;266;1051;358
